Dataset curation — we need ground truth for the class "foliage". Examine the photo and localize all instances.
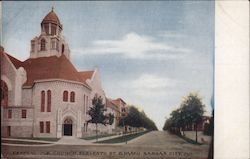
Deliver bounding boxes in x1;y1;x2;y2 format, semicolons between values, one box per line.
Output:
203;110;214;136
87;95;114;141
87;95;107;125
87;95;114;126
107;113;115;125
163;92;206;142
180;93;205;126
119;106;158;131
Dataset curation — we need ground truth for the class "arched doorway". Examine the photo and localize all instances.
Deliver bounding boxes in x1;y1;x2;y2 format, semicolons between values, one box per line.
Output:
63;118;73;136
1;80;8;108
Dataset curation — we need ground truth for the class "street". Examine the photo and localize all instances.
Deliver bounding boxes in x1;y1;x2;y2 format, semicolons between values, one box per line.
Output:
2;131;211;159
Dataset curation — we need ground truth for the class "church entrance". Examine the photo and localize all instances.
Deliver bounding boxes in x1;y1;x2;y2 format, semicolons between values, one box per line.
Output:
63;118;73;136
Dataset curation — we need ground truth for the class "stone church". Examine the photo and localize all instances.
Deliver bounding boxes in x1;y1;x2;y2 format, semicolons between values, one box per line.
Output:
0;9;120;138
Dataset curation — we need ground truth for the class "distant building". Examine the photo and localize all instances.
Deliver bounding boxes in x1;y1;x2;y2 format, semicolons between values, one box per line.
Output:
111;98;129;120
106;98;120;128
0;9;109;138
183;116;211;131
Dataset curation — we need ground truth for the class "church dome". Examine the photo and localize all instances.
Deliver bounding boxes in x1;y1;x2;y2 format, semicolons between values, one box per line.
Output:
41;8;63;35
41;9;61;26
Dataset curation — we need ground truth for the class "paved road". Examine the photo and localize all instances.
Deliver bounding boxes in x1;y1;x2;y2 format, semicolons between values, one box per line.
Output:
2;131;211;159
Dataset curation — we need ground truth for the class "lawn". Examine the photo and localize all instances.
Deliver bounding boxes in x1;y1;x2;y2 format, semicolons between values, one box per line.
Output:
81;133;117;140
9;137;59;142
2;140;50;145
95;131;149;144
178;135;202;145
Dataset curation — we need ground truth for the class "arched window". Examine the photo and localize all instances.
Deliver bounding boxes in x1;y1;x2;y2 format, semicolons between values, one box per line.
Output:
41;39;46;51
40;121;44;133
56;41;59;51
51;24;57;35
44;24;49;35
63;91;68;102
31;41;35;52
70;92;75;102
46;121;50;133
86;96;88;111
47;90;51;112
41;91;45;112
83;95;86;113
1;80;8;108
51;41;56;49
61;44;64;54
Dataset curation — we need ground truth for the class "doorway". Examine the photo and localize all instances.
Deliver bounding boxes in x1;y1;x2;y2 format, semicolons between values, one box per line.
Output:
63;118;73;136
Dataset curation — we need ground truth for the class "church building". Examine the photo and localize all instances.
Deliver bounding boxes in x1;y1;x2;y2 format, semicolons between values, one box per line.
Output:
0;9;116;138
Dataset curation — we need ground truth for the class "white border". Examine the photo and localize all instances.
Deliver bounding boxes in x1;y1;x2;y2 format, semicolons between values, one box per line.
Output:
215;1;249;159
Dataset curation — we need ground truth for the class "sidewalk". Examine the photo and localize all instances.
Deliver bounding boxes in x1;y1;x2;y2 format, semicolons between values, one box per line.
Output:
1;131;145;146
56;136;92;145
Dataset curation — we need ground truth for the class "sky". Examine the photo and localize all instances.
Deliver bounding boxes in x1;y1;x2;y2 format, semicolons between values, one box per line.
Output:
2;1;214;129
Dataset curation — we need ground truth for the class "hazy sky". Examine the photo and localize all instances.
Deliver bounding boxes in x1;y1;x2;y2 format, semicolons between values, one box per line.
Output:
2;1;214;129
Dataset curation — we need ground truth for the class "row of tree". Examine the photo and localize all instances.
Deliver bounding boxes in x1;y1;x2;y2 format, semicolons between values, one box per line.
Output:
87;95;157;141
119;106;158;131
163;93;205;142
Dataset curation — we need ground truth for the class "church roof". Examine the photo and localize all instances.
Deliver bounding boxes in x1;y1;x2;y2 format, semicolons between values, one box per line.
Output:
5;53;90;88
41;9;61;25
78;71;94;82
6;53;23;68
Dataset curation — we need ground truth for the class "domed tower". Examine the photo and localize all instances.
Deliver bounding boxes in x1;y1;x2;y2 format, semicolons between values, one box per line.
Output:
30;8;70;60
41;8;62;36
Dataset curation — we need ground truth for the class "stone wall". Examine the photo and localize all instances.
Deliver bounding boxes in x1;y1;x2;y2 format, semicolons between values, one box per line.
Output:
1;107;33;137
22;89;32;106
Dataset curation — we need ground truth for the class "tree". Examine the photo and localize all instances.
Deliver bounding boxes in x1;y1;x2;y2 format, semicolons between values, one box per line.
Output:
180;93;205;142
123;106;142;128
163;92;205;143
170;109;183;135
119;106;158;131
87;95;114;141
140;111;158;131
107;113;115;125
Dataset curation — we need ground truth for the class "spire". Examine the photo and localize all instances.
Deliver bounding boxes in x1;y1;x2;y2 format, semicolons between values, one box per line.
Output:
52;6;54;12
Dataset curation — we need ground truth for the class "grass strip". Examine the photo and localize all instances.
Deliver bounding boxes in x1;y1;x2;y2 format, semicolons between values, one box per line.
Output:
95;131;149;144
177;135;202;145
2;140;49;145
9;137;59;142
81;133;117;140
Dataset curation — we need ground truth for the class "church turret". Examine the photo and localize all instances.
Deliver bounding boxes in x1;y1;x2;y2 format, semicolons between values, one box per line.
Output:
30;8;70;60
41;8;62;36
